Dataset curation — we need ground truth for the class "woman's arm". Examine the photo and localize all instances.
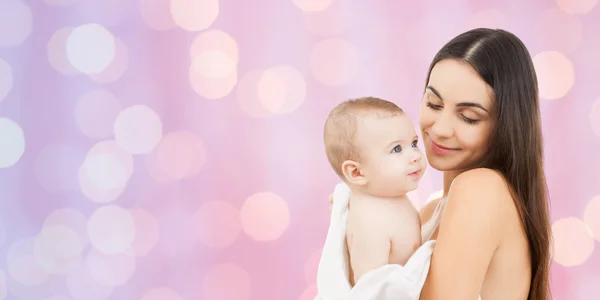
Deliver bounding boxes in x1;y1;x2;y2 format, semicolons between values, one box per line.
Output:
419;168;513;300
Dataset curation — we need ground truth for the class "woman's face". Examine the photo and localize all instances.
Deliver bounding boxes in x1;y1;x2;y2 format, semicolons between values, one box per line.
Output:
419;59;494;172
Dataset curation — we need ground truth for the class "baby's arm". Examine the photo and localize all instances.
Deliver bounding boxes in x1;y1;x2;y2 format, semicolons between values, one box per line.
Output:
349;213;391;284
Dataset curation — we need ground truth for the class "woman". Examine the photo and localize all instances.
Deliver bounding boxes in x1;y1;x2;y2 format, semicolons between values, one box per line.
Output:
328;28;552;299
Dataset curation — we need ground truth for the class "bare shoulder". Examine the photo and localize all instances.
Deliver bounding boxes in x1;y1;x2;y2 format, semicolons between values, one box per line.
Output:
449;168;514;216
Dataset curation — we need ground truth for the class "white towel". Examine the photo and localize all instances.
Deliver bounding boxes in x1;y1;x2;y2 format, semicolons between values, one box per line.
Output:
315;182;436;300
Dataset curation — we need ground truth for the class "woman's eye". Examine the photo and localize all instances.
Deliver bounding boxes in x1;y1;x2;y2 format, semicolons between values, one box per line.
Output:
426;102;442;110
392;145;402;153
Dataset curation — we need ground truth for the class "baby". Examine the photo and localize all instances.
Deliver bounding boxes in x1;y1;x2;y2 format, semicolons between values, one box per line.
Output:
323;96;427;286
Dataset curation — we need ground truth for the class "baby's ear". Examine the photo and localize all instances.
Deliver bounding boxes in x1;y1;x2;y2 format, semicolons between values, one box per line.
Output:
341;160;367;186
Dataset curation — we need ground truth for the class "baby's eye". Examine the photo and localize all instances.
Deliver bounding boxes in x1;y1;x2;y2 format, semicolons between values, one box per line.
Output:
412;140;418;147
392;145;402;153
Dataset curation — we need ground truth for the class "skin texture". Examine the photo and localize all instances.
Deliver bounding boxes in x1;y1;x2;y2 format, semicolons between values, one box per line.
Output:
342;114;426;285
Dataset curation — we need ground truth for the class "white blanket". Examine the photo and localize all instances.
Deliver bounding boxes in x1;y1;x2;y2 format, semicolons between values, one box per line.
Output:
314;183;436;300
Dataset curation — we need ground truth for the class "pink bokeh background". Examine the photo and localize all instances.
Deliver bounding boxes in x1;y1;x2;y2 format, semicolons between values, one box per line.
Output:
0;0;599;299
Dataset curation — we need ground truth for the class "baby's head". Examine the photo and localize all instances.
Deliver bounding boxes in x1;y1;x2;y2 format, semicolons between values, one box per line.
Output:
324;97;426;197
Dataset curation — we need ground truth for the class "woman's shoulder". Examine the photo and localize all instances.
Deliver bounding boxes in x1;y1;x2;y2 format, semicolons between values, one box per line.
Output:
448;168;515;223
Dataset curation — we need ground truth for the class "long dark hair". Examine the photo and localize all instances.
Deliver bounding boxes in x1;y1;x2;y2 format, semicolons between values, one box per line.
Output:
424;28;552;300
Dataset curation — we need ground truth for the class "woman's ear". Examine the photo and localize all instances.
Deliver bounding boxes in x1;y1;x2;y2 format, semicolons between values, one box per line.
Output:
341;160;367;186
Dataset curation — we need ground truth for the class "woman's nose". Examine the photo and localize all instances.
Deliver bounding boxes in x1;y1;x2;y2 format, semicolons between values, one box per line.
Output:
429;112;454;138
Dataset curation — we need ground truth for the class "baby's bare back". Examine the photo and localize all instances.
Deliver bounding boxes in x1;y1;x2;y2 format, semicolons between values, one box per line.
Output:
345;199;422;285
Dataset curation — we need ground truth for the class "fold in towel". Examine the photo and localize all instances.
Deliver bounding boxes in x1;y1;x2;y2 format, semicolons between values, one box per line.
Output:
315;183;481;300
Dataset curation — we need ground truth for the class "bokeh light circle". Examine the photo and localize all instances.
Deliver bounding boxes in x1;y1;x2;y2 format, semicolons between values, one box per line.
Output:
303;0;350;37
583;195;600;241
33;225;84;274
142;287;183;300
66;23;116;74
0;0;33;47
551;217;594;266
237;70;275;118
114;105;163;155
556;0;599;14
240;192;290;241
189;61;237;100
66;263;114;300
128;208;159;256
82;152;129;190
47;27;81;76
190;30;239;63
257;65;307;114
43;208;89;247
170;0;219;32
590;98;600;138
85;248;136;286
193;201;241;248
89;37;129;83
75;90;122;139
299;285;318;300
0;58;13;103
532;51;575;100
6;238;51;286
292;0;335;12
310;38;359;86
140;0;176;30
0;118;25;168
87;205;136;255
155;130;207;180
202;263;251;300
192;50;236;79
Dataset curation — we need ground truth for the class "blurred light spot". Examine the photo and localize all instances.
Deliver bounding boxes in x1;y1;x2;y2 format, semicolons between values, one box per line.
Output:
85;248;136;286
158;211;197;258
170;0;218;32
556;0;598;14
310;38;358;86
257;65;306;114
34;225;84;274
83;153;128;190
304;249;321;284
128;208;159;256
75;90;122;139
189;60;237;100
535;9;583;54
87;205;136;255
192;50;235;79
34;143;83;193
48;28;81;76
299;285;318;300
79;140;133;203
202;263;251;300
89;38;129;83
66;23;116;74
43;208;89;247
0;58;13;103
551;217;594;266
66;263;114;300
583;195;600;241
292;0;334;12
469;9;508;29
44;0;78;5
0;270;6;300
193;201;241;248
0;118;25;168
303;0;350;37
140;0;176;30
142;287;183;300
240;192;290;241
190;29;239;63
590;98;600;138
532;51;574;100
143;150;176;183
154;130;206;180
0;0;33;47
237;70;275;118
6;238;51;286
0;219;6;249
114;105;163;154
43;296;71;300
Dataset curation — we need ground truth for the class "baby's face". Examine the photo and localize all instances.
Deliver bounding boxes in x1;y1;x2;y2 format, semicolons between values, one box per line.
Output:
355;114;427;197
